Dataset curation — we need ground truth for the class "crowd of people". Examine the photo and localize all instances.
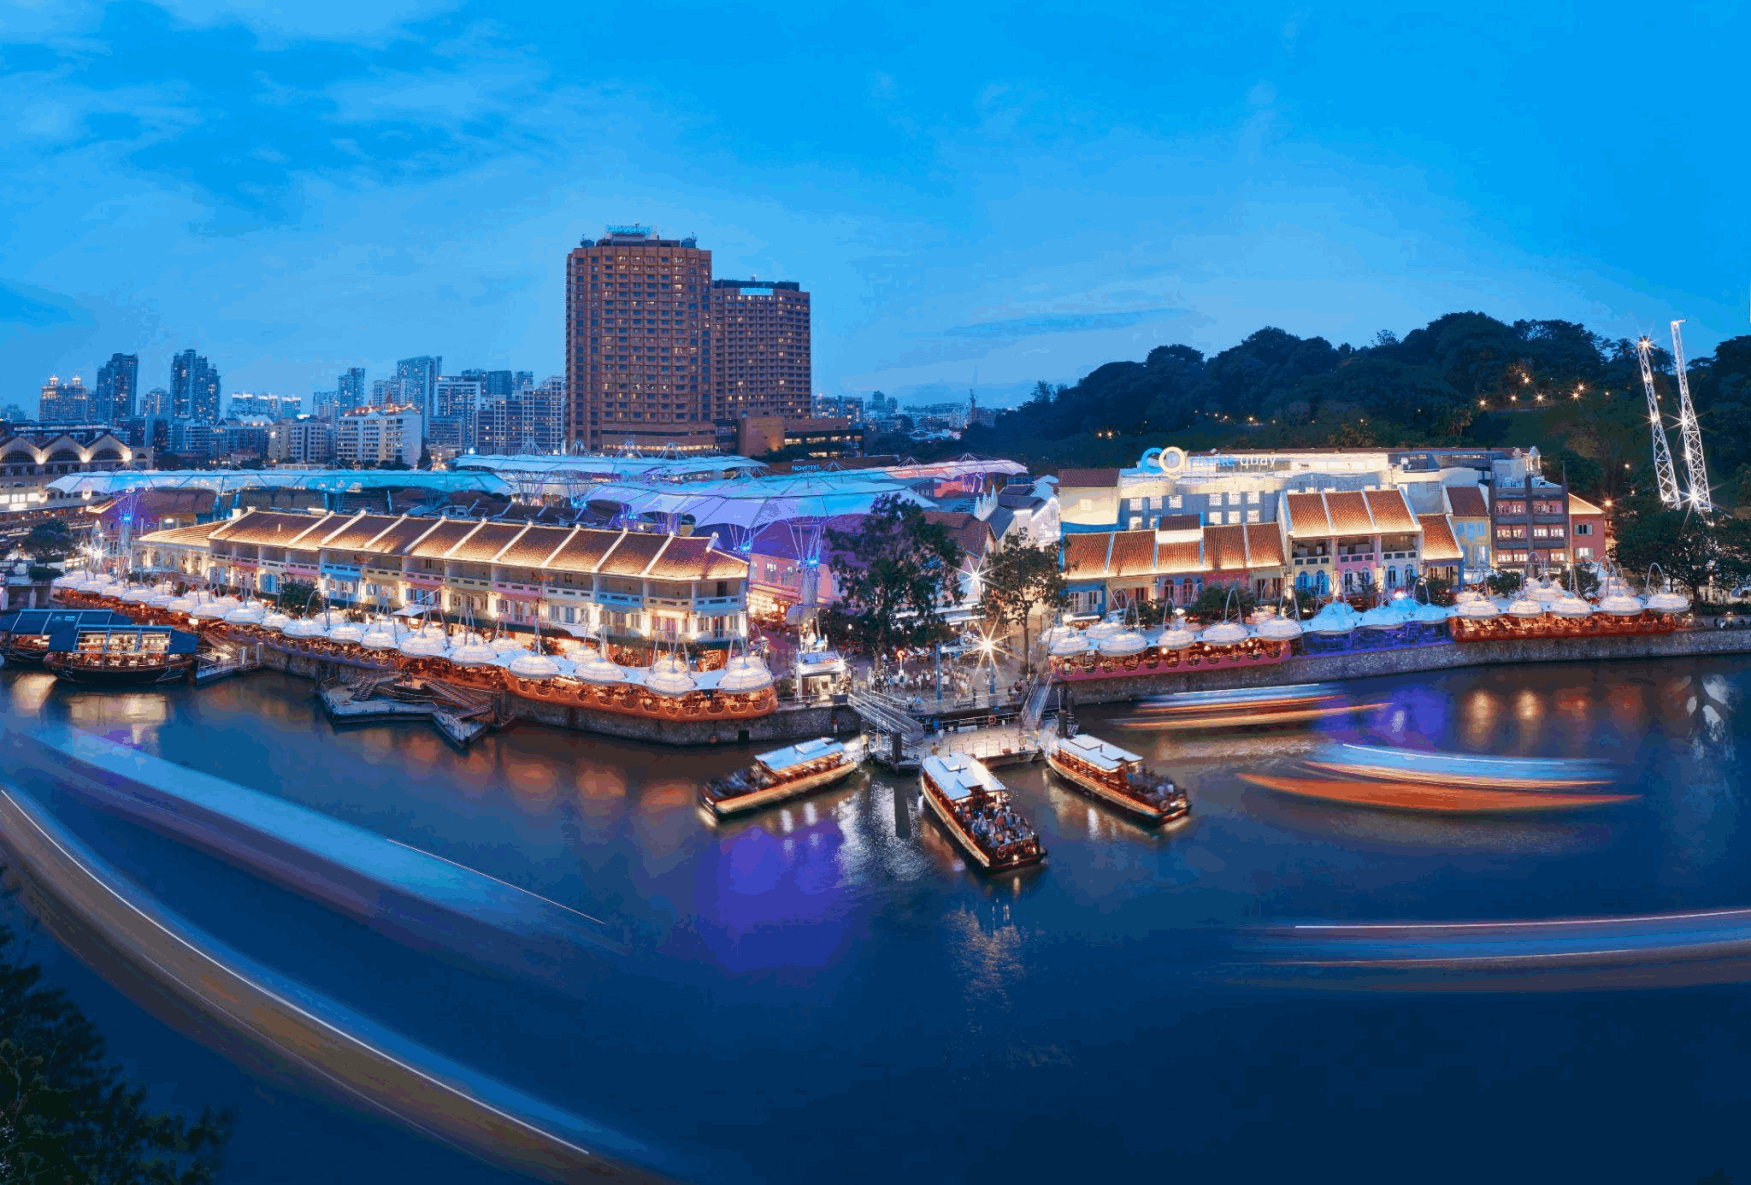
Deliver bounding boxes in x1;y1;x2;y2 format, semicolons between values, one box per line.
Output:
957;795;1042;864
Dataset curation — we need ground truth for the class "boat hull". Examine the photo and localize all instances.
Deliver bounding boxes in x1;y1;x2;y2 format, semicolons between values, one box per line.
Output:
918;779;1044;872
44;655;193;686
703;760;859;818
1044;752;1184;824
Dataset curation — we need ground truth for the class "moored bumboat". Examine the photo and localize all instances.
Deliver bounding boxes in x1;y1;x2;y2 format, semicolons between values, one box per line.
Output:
40;623;198;685
1045;734;1188;824
0;609;136;668
701;736;866;818
919;753;1045;872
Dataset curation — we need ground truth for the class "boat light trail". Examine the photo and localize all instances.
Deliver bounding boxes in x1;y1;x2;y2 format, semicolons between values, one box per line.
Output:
0;781;677;1183
4;727;630;974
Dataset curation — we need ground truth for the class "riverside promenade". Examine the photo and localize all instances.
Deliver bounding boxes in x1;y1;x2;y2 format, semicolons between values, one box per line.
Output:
1054;627;1751;706
150;621;1751;747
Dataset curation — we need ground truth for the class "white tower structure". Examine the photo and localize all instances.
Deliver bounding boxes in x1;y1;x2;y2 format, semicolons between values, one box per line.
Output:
1669;320;1714;512
1635;336;1682;509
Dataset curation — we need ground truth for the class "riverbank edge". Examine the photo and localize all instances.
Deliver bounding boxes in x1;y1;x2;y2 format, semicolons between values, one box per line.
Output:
251;644;862;746
1056;629;1751;705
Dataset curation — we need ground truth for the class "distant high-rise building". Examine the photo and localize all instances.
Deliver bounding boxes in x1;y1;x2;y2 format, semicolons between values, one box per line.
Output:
370;378;405;407
38;374;90;422
95;353;139;421
478;375;565;456
460;368;517;400
431;376;483;451
268;418;335;465
230;392;302;419
337;367;367;413
710;279;811;424
814;394;864;423
396;356;442;416
335;404;423;466
565;225;714;452
170;349;221;420
140;387;172;417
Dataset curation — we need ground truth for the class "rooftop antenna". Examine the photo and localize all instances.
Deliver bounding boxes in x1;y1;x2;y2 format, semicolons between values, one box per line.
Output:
1669;319;1714;512
1634;336;1682;509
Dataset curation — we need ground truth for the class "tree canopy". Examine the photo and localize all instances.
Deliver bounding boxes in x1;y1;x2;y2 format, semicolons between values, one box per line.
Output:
953;314;1750;514
1609;497;1751;600
977;537;1067;672
822;496;962;664
0;912;231;1182
25;520;75;564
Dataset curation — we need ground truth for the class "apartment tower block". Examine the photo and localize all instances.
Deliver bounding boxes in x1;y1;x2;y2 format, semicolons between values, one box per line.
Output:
565;226;714;453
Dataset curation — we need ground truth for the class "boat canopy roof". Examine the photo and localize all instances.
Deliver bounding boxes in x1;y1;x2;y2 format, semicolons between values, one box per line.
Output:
0;608;135;635
756;737;847;773
40;623;198;654
921;753;1004;801
1058;733;1140;771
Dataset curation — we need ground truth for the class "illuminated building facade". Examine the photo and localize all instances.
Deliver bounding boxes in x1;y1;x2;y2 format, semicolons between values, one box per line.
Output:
566;226;714;453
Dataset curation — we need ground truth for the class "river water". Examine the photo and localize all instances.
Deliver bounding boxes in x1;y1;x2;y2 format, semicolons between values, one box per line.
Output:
4;658;1751;1183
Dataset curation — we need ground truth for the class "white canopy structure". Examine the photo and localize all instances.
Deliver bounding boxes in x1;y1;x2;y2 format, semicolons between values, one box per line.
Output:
582;471;932;542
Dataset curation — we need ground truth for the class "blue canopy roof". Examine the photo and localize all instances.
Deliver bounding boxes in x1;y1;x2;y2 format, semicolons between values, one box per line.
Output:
0;608;135;634
44;623;198;654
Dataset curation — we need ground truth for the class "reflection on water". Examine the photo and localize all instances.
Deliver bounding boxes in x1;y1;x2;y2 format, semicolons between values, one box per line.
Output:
7;661;1751;945
7;659;1751;1184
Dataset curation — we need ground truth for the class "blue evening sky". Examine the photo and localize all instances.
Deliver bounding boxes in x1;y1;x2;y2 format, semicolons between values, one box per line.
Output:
3;0;1747;410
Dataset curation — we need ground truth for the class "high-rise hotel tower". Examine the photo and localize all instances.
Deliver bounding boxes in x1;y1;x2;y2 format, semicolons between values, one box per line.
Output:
566;226;715;453
710;279;811;422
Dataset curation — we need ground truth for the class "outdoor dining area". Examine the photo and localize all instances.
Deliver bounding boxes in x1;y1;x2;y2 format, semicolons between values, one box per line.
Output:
1041;566;1695;677
50;570;781;722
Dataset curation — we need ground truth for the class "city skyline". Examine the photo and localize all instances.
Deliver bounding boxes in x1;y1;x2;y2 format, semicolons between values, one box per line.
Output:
6;2;1750;412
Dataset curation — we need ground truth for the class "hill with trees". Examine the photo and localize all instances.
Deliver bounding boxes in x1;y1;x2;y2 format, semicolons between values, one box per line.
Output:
954;313;1751;511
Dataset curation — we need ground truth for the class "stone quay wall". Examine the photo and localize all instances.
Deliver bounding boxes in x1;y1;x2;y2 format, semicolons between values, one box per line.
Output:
253;643;856;746
1057;629;1751;707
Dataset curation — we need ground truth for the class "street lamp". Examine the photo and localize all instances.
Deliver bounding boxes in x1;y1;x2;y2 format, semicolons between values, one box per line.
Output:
978;634;998;701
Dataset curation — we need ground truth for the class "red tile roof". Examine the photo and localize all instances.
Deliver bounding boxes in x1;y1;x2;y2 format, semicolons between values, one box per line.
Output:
1445;485;1489;518
1244;522;1285;567
1364;489;1417;532
208;511;332;546
498;524;572;568
598;532;670;577
1155;539;1204;574
923;511;996;560
319;513;402;551
446;522;529;564
406;519;479;559
1109;531;1158;578
1062;533;1117;580
138;521;226;547
365;516;447;556
545;529;626;574
1325;491;1375;536
1284;493;1332;537
1204;524;1250;571
1418;514;1463;562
